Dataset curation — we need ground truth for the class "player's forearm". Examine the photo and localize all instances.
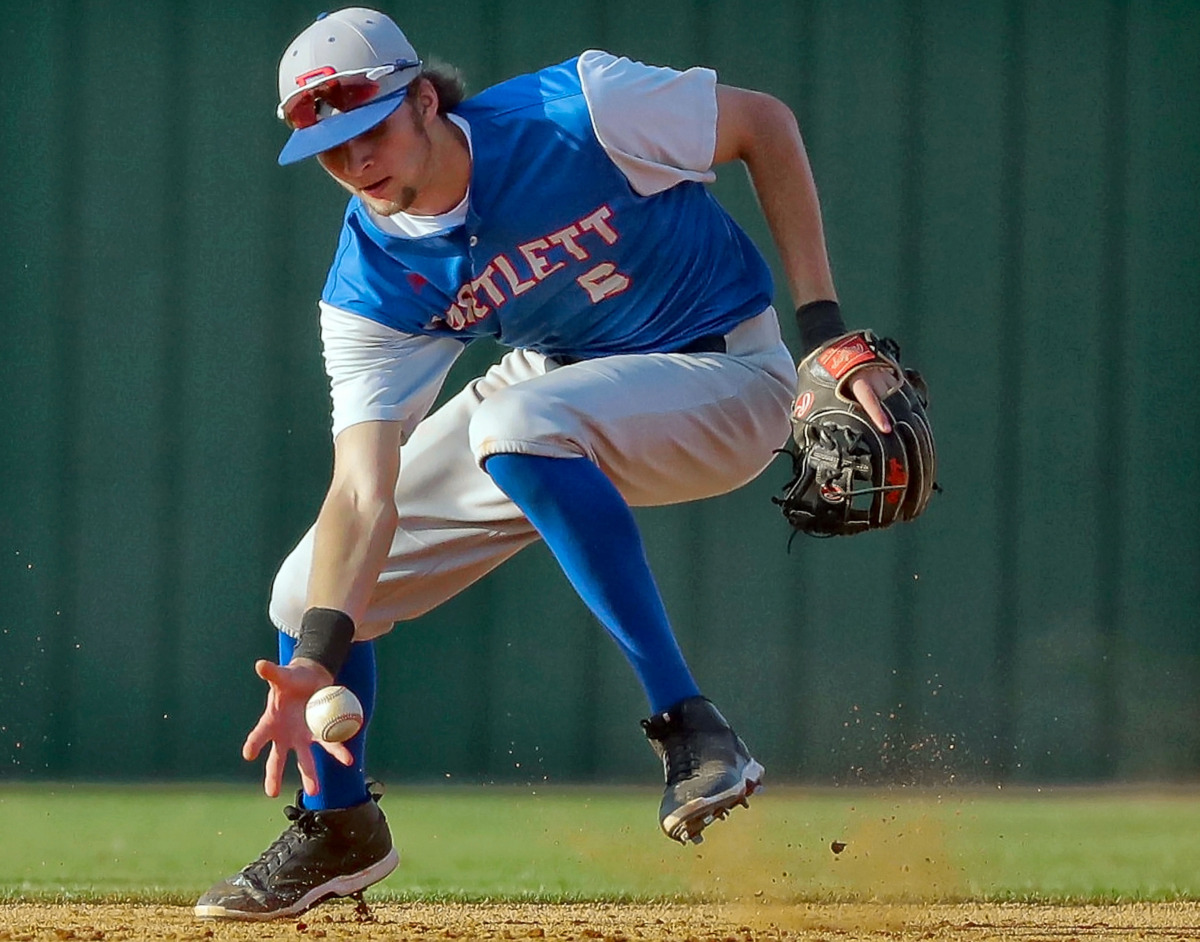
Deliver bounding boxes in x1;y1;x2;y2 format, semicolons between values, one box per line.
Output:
746;117;837;308
305;487;400;627
716;87;837;309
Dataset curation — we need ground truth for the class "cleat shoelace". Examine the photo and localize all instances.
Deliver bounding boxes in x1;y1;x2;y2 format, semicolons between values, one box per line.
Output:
660;731;702;786
240;803;324;889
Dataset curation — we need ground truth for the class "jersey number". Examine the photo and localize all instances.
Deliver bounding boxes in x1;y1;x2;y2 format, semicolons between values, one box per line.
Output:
576;263;631;303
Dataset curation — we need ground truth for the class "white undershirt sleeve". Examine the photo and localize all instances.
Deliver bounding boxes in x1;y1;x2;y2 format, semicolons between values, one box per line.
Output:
577;49;719;196
319;302;464;441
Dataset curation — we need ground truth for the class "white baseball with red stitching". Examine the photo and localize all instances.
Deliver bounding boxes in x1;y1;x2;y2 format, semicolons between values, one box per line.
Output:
305;685;364;743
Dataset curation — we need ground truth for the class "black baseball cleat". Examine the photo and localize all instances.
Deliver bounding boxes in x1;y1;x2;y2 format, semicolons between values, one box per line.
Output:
194;788;398;920
641;696;765;845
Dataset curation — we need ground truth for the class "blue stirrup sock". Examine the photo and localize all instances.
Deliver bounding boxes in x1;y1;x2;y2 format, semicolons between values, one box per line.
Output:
278;630;375;811
484;453;700;715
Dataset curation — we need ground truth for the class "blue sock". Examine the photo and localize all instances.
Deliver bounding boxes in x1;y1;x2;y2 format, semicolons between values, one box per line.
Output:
484;453;699;714
279;631;374;811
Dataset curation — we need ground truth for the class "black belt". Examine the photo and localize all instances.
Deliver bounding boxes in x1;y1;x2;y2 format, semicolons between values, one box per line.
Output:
552;333;726;366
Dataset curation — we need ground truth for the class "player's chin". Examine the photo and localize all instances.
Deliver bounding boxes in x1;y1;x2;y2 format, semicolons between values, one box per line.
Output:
359;181;406;214
361;195;403;216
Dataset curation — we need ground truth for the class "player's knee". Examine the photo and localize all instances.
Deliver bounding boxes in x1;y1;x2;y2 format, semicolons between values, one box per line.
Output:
468;386;585;460
267;543;310;635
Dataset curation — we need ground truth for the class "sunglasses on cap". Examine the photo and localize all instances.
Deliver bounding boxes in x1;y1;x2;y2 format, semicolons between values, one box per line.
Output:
277;59;422;131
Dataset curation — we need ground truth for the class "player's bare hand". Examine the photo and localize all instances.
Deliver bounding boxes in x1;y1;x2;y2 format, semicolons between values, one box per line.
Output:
848;365;895;434
242;658;354;799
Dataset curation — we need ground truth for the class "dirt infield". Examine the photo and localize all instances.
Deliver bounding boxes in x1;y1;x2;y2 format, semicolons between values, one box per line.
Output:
2;902;1199;941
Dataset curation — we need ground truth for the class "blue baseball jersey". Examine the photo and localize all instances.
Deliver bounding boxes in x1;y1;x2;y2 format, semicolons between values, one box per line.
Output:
321;55;774;361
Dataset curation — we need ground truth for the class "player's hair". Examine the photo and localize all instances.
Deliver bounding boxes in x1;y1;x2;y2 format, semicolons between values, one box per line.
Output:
410;61;467;113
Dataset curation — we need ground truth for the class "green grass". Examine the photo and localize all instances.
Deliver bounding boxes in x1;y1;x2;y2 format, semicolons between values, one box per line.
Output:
2;783;1199;904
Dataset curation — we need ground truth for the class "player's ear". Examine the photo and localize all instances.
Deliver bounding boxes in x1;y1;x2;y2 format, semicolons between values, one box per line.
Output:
410;76;439;119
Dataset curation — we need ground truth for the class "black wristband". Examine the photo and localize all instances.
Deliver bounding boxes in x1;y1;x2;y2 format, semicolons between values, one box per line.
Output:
293;607;356;678
795;300;847;357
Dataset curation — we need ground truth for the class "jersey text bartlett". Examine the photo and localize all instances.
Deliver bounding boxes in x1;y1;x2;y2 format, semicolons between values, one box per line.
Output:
438;203;624;331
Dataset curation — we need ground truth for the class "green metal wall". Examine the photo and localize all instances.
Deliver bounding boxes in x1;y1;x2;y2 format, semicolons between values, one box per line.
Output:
2;0;1197;787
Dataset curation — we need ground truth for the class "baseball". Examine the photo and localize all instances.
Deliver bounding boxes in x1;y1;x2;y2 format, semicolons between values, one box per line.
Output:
305;685;364;743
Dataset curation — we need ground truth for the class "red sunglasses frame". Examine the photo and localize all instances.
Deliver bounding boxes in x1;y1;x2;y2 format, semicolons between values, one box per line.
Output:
282;75;389;130
278;60;421;131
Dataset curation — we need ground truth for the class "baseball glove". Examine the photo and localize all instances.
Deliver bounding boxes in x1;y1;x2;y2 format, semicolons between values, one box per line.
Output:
774;330;937;538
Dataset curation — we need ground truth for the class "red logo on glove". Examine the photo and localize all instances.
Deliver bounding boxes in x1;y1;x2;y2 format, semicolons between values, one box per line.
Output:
885;457;907;504
818;334;875;379
792;391;815;420
820;482;846;503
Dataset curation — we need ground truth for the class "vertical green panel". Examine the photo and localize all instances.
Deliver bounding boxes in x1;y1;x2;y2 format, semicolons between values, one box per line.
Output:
1092;0;1129;779
55;0;179;778
1010;0;1111;780
1116;0;1200;776
400;0;507;90
587;600;656;783
991;0;1029;780
145;0;189;779
592;0;709;66
370;590;503;781
0;2;72;779
907;0;1010;781
493;0;606;73
477;547;602;782
382;614;477;782
705;0;810;106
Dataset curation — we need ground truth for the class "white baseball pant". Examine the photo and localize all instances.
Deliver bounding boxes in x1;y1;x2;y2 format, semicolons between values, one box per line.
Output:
270;306;796;640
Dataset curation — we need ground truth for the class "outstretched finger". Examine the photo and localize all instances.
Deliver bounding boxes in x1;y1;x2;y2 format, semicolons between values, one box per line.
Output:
264;742;285;798
242;697;283;762
297;744;321;797
242;720;269;763
255;658;288;688
317;739;356;768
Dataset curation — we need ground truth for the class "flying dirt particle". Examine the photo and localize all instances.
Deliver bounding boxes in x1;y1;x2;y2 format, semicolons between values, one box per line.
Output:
830;841;847;854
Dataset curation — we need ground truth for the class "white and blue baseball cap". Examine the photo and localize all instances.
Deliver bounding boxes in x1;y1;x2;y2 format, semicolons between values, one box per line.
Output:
276;8;422;165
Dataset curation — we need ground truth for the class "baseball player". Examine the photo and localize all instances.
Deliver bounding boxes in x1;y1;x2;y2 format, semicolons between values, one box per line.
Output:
195;6;893;921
